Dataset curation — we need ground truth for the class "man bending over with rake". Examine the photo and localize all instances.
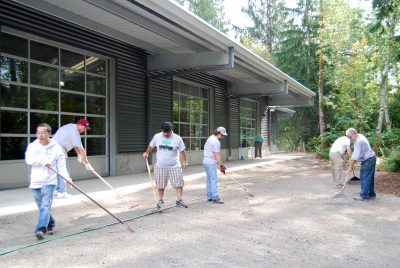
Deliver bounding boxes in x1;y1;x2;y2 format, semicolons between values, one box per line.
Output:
143;122;189;209
345;128;376;201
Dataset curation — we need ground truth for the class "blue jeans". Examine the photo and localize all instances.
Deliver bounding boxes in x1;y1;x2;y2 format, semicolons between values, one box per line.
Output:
204;164;219;200
56;157;70;193
32;185;56;232
359;156;376;199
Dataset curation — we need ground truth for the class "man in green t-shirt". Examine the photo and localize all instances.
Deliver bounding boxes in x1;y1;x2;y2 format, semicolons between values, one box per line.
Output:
254;135;264;158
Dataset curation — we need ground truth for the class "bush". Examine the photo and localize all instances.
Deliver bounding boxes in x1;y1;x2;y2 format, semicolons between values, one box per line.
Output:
305;131;339;160
382;128;400;150
384;146;400;172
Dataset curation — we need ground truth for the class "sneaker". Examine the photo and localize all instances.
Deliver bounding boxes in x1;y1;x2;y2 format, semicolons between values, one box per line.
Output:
47;225;56;235
56;192;72;198
176;199;188;208
35;229;46;240
212;198;224;204
207;199;212;202
353;196;366;201
156;199;164;209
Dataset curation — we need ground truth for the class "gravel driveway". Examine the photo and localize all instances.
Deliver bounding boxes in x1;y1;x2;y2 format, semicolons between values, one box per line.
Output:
1;156;399;267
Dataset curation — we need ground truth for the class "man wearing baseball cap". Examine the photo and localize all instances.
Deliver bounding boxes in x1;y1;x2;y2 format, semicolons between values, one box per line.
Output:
143;121;189;209
52;119;91;198
345;128;376;201
203;126;228;204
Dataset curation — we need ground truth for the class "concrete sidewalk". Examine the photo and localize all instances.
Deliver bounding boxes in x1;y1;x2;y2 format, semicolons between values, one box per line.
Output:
0;154;303;217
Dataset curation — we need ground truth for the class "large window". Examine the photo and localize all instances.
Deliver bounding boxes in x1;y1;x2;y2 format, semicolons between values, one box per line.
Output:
240;99;256;148
173;80;209;151
0;32;107;160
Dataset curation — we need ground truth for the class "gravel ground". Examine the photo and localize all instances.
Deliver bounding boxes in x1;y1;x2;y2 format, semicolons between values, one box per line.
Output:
1;156;400;267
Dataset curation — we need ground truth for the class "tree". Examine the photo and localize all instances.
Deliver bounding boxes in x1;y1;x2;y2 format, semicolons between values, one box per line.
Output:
371;0;400;151
317;0;325;136
239;0;287;54
175;0;229;33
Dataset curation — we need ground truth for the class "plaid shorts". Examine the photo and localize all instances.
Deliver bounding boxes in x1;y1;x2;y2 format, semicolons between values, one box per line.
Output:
154;165;184;189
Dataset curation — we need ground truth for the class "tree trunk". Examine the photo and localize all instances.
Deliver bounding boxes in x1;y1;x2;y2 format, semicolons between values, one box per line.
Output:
266;0;273;53
318;0;325;136
375;24;394;151
306;0;311;85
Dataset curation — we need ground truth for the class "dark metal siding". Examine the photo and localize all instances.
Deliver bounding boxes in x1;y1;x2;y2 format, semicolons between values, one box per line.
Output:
228;97;240;148
0;0;147;152
148;77;173;138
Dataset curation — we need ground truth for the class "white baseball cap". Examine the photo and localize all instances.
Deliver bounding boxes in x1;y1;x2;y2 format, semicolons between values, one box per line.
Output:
216;126;228;136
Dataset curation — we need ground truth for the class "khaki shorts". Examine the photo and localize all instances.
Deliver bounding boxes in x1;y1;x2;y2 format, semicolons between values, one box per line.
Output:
154;165;184;189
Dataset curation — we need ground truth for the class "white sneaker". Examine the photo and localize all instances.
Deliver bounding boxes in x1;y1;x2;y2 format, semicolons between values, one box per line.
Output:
56;192;72;198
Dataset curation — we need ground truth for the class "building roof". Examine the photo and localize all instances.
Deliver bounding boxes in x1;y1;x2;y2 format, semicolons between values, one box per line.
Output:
15;0;315;106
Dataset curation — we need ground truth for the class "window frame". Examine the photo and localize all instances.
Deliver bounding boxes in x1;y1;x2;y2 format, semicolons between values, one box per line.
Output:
0;29;109;161
172;78;210;151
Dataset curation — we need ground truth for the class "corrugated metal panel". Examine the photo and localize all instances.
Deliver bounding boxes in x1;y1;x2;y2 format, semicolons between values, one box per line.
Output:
228;97;240;148
0;1;147;152
181;73;229;148
148;77;173;138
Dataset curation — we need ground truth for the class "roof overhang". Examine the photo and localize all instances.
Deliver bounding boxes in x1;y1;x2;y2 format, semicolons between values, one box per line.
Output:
269;106;296;117
13;0;315;106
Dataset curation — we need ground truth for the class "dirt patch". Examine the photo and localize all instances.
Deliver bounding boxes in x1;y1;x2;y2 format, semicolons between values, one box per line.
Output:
376;172;400;197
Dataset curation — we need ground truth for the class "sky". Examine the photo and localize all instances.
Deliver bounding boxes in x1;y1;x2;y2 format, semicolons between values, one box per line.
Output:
223;0;372;40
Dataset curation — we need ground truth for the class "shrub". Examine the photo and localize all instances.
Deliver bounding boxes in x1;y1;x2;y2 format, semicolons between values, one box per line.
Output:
384;146;400;173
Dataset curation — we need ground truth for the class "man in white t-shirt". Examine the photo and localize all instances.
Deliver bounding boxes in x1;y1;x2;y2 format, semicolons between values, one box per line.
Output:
52;119;91;198
143;122;189;209
203;126;228;204
329;135;352;187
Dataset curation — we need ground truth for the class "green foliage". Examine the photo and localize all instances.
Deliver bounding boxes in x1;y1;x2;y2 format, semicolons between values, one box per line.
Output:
305;131;340;159
177;0;229;33
238;0;288;53
381;128;400;154
384;146;400;172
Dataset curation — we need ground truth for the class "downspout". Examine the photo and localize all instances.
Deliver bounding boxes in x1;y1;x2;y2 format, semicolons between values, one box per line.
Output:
227;83;232;161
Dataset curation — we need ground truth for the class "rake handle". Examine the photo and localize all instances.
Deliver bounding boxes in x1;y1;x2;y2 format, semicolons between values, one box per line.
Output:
145;158;158;202
48;167;134;233
224;173;255;197
85;164;136;209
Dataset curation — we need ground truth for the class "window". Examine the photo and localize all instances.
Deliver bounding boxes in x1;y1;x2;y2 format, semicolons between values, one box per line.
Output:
173;80;209;151
0;32;108;160
240;99;256;148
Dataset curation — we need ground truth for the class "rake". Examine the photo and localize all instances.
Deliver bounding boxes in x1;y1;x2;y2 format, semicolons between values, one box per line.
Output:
84;163;139;209
223;172;263;206
48;167;134;233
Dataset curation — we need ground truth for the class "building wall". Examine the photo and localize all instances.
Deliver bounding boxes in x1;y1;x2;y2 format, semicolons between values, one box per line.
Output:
0;1;148;187
0;1;265;187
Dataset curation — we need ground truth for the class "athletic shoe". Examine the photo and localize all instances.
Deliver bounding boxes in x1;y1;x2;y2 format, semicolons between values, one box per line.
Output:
35;229;46;240
353;196;366;201
213;198;224;204
47;225;56;235
207;199;212;202
176;199;188;208
156;199;164;209
56;192;72;198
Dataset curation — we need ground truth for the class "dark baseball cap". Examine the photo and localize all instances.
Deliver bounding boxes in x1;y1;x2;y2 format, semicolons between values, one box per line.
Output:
161;121;173;132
